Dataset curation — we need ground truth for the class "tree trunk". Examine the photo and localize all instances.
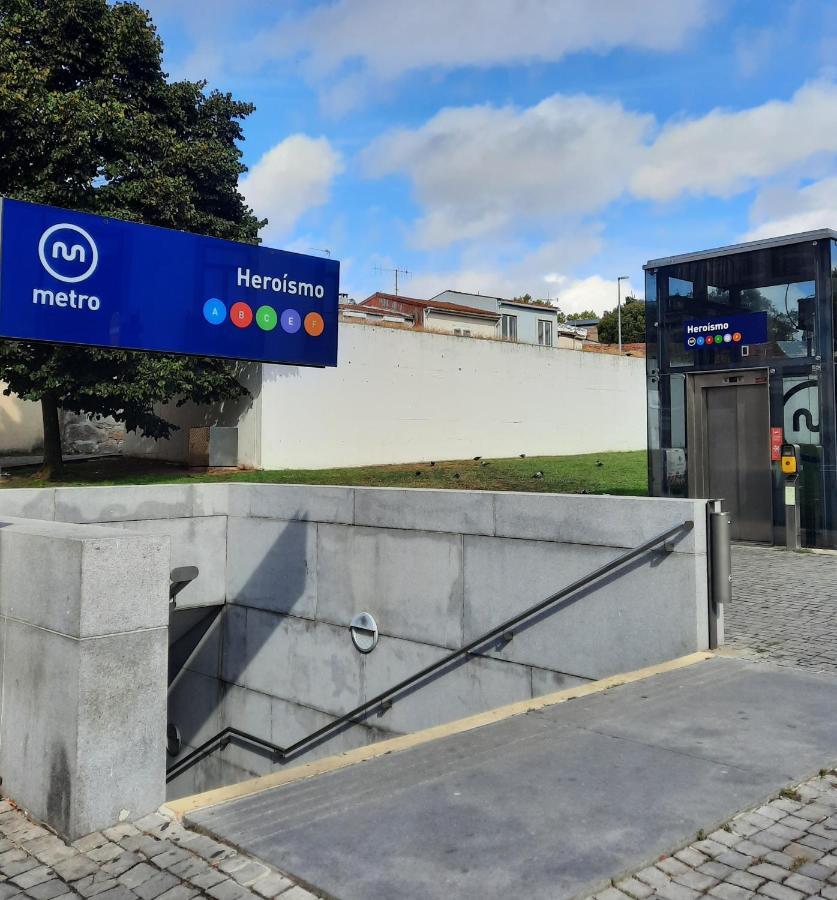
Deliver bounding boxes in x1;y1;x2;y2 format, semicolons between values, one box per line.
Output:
38;392;64;480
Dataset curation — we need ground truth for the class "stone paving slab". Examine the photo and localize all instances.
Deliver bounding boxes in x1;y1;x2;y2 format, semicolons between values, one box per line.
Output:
0;801;316;900
185;657;837;900
727;546;837;674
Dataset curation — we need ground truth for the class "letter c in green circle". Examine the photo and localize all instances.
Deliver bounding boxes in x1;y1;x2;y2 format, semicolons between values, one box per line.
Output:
256;305;278;331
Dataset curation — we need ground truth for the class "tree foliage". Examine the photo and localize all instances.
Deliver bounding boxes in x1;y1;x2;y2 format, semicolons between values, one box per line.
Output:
598;297;646;344
0;0;264;474
566;309;598;322
512;293;557;309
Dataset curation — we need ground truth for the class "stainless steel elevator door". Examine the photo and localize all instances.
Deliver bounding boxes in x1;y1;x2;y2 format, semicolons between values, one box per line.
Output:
704;383;773;542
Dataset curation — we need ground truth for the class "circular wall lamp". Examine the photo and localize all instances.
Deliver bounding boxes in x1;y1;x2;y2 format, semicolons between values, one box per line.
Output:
350;612;379;653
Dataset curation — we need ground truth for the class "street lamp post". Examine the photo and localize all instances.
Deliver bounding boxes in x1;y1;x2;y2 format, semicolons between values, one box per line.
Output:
617;276;629;353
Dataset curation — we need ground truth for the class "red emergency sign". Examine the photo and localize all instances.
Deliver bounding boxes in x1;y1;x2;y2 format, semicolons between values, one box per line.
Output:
771;427;783;461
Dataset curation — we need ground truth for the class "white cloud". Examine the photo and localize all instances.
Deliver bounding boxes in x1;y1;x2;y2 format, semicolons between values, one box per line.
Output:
354;78;837;311
350;230;623;314
631;81;837;201
360;78;837;258
240;135;343;243
255;0;713;88
555;275;640;315
142;0;714;110
394;269;631;317
743;177;837;240
141;0;261;80
363;95;653;248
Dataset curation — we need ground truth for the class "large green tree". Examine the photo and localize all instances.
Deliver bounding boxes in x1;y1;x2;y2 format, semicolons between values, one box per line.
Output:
598;297;646;344
0;0;264;477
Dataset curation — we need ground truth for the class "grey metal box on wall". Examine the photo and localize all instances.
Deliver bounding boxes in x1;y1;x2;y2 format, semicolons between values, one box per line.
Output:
188;426;238;468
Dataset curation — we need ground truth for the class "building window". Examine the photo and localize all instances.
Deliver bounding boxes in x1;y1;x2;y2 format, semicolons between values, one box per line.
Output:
501;314;518;341
538;320;553;346
454;328;472;337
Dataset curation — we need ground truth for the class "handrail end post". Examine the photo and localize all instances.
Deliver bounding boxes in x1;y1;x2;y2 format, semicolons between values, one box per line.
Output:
708;508;731;649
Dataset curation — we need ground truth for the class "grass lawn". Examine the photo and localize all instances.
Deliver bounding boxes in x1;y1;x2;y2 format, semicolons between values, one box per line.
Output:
0;450;649;496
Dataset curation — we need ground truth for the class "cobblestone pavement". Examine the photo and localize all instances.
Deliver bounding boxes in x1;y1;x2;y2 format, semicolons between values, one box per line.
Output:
0;802;320;900
726;546;837;674
588;768;837;900
584;546;837;900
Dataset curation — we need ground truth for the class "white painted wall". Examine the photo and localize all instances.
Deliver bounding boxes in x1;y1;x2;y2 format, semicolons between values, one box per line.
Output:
0;386;42;454
121;363;262;468
257;321;646;469
127;323;645;469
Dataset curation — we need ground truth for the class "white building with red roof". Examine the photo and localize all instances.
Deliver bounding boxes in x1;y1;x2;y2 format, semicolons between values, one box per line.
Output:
355;292;501;339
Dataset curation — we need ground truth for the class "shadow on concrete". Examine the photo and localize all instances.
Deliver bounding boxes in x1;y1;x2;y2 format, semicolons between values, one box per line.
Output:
168;522;686;790
167;513;309;790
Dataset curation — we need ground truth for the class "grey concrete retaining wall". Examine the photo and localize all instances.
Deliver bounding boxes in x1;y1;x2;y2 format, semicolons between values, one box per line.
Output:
0;484;714;806
173;485;710;797
0;484;230;610
0;517;169;839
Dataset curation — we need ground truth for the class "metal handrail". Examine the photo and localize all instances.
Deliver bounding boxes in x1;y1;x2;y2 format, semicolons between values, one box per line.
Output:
166;519;693;783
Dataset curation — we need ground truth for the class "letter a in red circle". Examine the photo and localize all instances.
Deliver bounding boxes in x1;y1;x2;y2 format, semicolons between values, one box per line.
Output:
231;302;253;328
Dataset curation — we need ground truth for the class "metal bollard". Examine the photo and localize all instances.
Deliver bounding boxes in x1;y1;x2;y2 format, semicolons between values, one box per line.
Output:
784;475;801;551
780;443;801;551
709;510;731;649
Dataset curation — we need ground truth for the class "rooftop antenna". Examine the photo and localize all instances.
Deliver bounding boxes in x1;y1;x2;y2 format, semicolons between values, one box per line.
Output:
374;265;411;296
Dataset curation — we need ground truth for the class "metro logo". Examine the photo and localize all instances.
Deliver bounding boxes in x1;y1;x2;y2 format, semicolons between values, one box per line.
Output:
38;223;98;283
52;241;87;263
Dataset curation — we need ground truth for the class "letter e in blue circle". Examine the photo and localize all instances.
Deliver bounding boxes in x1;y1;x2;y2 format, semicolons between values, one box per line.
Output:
204;298;226;325
281;309;301;334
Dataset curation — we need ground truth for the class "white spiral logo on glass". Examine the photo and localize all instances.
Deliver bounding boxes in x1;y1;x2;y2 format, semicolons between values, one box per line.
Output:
38;223;98;284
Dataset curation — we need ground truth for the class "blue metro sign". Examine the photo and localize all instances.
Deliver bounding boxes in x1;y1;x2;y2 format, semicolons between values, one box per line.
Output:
0;198;339;366
683;312;768;350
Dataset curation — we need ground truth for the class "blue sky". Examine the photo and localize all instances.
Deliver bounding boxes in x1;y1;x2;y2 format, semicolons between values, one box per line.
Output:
142;0;837;313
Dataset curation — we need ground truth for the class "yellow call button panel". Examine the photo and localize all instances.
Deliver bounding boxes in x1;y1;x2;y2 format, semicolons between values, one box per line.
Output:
781;455;798;475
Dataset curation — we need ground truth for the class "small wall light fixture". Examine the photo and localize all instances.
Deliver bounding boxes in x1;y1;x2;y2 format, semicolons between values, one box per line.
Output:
350;612;379;653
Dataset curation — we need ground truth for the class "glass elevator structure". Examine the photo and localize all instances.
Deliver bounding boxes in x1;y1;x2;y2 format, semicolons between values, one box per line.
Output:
645;230;837;547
